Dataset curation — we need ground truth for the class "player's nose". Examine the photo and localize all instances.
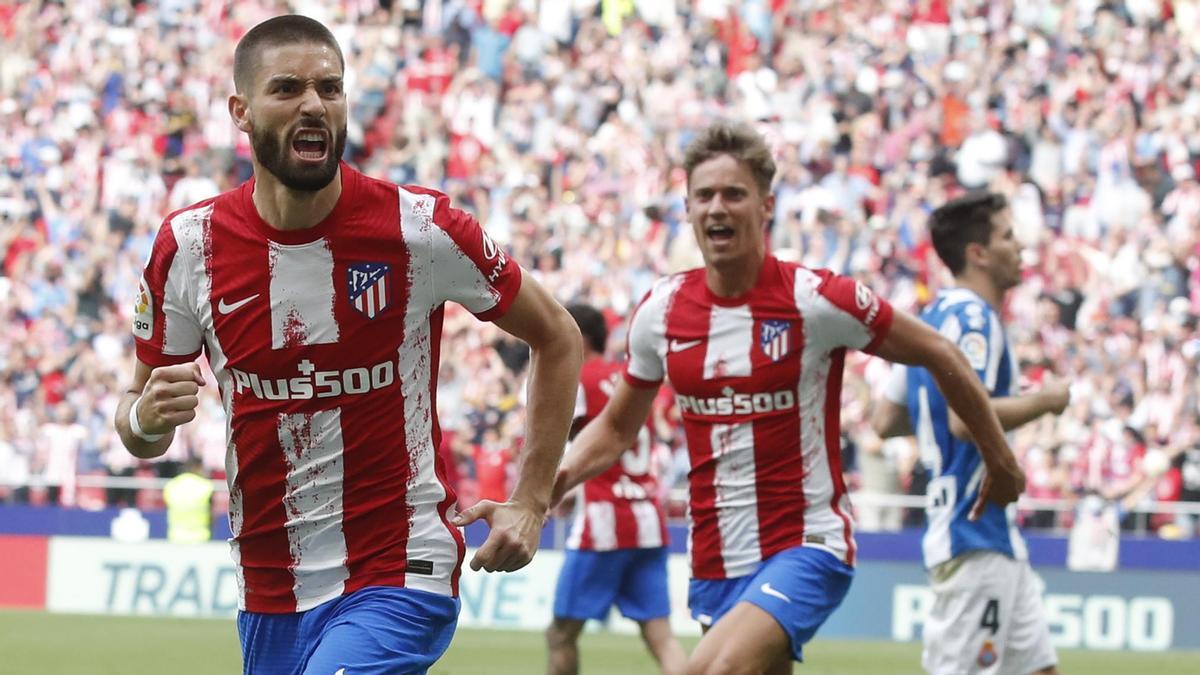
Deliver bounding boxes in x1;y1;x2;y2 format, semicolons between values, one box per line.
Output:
297;85;325;117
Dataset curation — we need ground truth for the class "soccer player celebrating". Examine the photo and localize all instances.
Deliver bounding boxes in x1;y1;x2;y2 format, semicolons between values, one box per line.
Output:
553;121;1023;675
546;304;687;675
113;15;582;674
872;192;1068;675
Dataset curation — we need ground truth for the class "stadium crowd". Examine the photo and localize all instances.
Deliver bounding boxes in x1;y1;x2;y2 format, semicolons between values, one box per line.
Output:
2;0;1200;536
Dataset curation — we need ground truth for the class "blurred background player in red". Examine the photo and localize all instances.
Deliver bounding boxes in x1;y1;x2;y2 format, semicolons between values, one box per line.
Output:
546;303;686;675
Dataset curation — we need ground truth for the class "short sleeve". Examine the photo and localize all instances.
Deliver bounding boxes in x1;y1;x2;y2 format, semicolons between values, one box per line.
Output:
134;218;203;367
623;287;669;388
800;269;894;353
416;189;523;321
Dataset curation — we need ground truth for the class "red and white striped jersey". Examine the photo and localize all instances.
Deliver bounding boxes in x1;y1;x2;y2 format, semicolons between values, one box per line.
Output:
132;164;522;613
624;256;893;579
566;356;668;551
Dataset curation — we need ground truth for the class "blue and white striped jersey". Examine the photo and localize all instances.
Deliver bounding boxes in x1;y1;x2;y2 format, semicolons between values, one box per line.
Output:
899;288;1028;568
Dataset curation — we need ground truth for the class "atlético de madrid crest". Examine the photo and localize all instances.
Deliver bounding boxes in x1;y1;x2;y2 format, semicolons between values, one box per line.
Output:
347;262;391;319
760;319;791;362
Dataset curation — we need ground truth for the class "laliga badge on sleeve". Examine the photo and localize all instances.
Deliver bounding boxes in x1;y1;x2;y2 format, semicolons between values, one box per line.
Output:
133;276;153;340
958;332;988;371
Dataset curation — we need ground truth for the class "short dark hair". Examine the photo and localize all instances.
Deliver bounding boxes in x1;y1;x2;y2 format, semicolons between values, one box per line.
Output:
567;303;608;354
928;192;1008;275
233;15;344;94
683;121;776;196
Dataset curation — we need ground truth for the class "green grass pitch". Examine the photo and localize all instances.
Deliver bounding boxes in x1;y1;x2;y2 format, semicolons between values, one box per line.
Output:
1;610;1196;674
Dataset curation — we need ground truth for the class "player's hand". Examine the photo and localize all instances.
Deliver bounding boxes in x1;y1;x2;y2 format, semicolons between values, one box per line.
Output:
452;499;545;572
137;362;206;435
970;459;1025;521
1038;379;1071;416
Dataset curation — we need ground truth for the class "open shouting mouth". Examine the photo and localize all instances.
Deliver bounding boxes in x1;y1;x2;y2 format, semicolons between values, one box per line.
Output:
291;127;329;163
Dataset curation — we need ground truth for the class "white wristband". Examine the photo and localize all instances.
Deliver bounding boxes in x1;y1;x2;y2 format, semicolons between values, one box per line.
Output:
129;396;166;442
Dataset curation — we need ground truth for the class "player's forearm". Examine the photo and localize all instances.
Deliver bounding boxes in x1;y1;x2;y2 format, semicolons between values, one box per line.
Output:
114;391;174;459
948;393;1053;439
509;335;583;513
560;414;635;492
927;345;1015;471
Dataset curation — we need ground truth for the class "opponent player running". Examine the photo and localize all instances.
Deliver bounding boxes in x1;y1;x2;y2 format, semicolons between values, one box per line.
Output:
553;121;1023;675
546;304;686;675
872;192;1067;675
113;15;581;675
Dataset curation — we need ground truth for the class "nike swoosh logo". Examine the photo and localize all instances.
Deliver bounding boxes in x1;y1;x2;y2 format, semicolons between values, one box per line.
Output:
669;339;703;353
334;669;345;675
761;582;791;603
217;294;259;315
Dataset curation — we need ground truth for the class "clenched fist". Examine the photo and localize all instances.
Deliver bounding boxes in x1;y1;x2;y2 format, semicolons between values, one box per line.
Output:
136;362;207;435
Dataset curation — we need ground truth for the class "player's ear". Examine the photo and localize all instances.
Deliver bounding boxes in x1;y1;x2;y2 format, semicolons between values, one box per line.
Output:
229;94;252;133
965;240;988;269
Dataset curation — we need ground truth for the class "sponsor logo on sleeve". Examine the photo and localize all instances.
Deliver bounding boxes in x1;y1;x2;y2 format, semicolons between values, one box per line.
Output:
854;281;873;310
480;230;508;283
959;332;989;370
854;281;881;325
133;277;153;340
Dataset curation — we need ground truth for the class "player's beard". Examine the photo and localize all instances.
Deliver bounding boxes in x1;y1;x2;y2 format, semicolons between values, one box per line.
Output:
252;121;347;192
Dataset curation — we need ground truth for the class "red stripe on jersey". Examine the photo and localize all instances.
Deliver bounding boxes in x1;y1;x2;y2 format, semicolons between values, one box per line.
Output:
427;306;466;594
207;213;295;613
665;276;724;578
145;220;177;366
336;385;410;593
749;312;806;560
325;185;413;596
824;348;856;565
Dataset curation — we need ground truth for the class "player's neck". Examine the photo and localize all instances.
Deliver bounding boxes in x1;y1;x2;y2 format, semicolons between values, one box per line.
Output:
954;273;1003;309
251;166;343;231
705;252;764;298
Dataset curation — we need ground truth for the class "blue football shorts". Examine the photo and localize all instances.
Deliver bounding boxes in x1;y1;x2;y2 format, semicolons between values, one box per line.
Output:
237;585;460;675
687;545;853;662
552;547;672;622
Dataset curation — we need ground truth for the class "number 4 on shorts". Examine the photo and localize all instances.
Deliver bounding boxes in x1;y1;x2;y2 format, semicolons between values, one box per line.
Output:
980;598;1000;635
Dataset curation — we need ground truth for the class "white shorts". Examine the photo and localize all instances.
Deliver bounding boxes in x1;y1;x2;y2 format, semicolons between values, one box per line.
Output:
922;551;1057;675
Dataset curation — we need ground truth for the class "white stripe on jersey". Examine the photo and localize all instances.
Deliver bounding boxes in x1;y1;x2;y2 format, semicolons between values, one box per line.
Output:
704;304;753;379
792;269;854;562
984;311;1004;391
586;501;618;551
277;409;350;611
632;500;664;548
712;421;762;576
267;240;340;349
566;501;585;549
162;206;211;356
398;188;458;595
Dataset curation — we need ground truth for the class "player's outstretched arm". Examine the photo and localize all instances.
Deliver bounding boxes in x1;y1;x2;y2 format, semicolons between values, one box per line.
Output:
114;359;206;459
453;274;583;573
945;379;1070;440
551;378;659;507
873;310;1024;519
